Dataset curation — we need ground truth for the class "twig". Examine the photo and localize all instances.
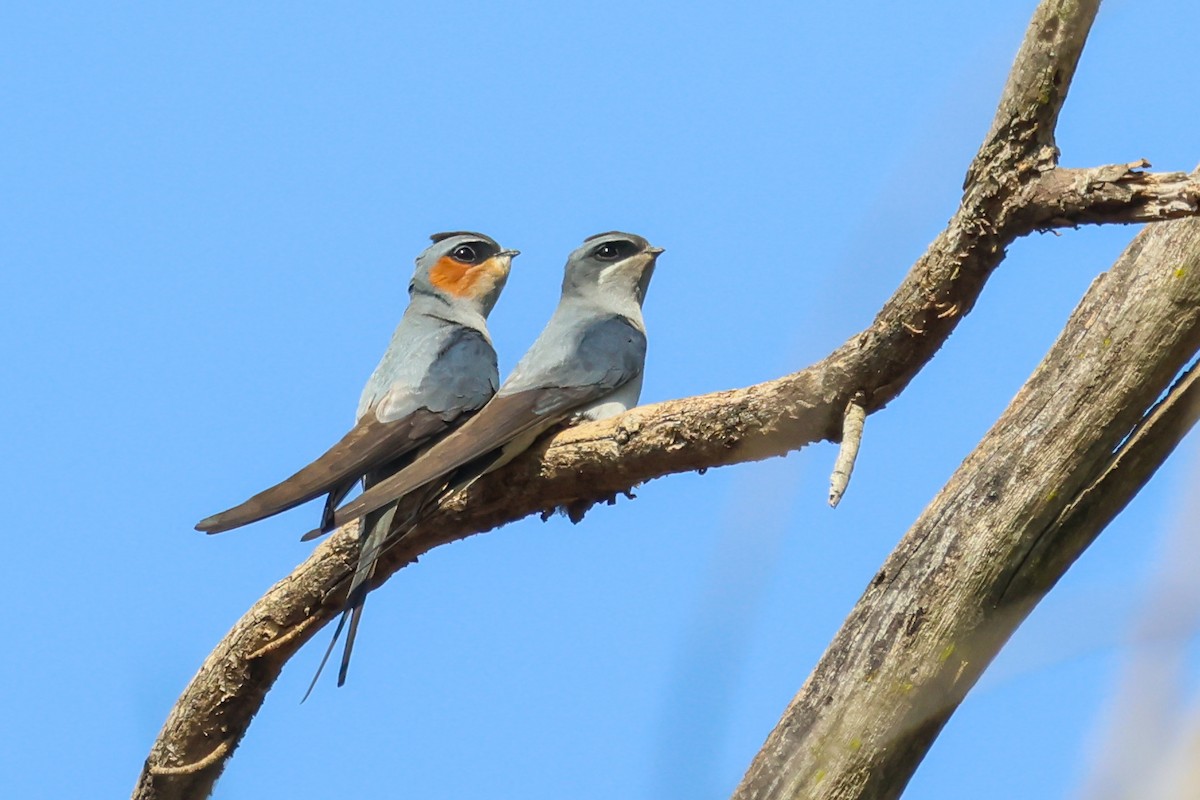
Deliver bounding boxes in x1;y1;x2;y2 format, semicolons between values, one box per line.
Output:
829;394;867;508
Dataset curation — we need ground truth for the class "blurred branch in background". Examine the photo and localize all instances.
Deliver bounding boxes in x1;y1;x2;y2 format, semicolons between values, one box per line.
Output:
652;458;803;799
1078;447;1200;800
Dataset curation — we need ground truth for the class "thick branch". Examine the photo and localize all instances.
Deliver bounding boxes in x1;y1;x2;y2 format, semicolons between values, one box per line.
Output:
732;216;1200;800
134;1;1194;797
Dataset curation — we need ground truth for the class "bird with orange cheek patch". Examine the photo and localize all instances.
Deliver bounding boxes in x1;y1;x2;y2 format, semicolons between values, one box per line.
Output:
196;232;517;697
196;232;518;536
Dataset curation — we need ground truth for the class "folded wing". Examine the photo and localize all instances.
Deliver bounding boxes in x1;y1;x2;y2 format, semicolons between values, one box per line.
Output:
314;314;647;533
195;328;498;534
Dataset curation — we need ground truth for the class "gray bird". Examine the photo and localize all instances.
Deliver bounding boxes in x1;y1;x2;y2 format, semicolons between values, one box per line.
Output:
305;231;662;686
195;231;517;536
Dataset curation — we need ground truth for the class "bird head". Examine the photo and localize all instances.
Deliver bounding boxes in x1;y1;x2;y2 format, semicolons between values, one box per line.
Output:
562;231;663;306
411;231;518;316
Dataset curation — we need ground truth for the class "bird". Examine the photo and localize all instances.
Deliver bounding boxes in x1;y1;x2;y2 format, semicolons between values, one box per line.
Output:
195;231;517;536
305;231;663;688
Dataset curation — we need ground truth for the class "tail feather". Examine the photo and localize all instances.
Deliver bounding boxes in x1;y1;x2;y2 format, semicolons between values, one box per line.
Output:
302;609;349;703
335;503;398;687
338;604;368;687
301;483;442;698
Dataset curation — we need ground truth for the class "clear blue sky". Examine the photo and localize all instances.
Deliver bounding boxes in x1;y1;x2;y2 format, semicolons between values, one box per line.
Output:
3;2;1198;798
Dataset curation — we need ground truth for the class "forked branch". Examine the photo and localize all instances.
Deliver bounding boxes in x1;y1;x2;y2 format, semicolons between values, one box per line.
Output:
134;1;1200;798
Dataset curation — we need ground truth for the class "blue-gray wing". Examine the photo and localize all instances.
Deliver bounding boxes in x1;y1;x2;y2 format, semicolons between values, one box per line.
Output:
417;326;500;416
195;327;497;534
314;315;647;533
522;314;646;408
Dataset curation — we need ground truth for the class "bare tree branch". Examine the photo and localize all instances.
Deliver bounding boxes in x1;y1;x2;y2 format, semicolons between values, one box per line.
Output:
134;0;1200;797
731;215;1200;799
1028;161;1200;228
976;0;1096;161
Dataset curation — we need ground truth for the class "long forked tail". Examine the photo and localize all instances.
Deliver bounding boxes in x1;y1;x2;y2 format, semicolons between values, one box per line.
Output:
300;479;449;699
336;502;398;687
302;503;399;700
303;496;423;699
302;607;351;702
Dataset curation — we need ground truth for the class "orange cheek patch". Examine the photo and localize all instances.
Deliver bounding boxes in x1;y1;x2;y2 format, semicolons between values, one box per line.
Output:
428;256;477;296
429;256;508;298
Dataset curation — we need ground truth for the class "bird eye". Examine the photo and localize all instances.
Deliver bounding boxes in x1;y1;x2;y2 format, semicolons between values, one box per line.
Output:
451;244;478;263
595;243;622;261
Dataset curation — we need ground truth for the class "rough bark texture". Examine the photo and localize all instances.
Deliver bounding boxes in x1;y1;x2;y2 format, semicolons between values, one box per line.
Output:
134;0;1200;797
732;215;1200;800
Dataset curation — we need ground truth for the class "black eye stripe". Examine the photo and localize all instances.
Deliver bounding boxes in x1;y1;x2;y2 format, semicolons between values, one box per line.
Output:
594;240;634;261
450;242;493;264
